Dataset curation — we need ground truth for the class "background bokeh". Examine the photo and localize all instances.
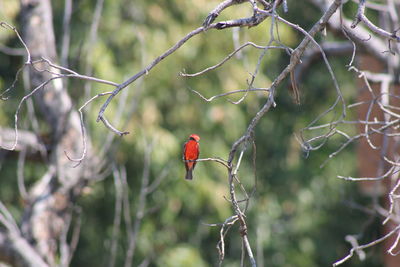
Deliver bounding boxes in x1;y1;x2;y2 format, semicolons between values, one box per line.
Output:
0;1;383;266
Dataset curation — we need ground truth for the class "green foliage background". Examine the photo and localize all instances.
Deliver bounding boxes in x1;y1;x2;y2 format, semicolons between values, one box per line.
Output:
0;0;383;266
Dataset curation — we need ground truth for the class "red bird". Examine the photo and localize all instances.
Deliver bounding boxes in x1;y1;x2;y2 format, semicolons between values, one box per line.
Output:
183;134;200;180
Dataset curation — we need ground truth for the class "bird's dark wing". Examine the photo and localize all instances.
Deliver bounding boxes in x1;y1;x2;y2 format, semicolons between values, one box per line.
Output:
182;140;188;161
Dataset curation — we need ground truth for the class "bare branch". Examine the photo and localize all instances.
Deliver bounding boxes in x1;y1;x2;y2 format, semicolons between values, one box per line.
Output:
60;0;72;67
0;22;31;62
96;7;275;133
180;42;289;77
0;231;49;267
0;44;25;56
125;141;153;267
191;88;269;102
337;166;395;181
17;148;28;200
0;127;45;153
203;0;240;28
333;225;400;266
64;92;113;166
352;0;400;42
96;26;206;132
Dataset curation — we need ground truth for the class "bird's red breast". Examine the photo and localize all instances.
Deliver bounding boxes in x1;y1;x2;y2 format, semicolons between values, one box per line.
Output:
184;139;199;167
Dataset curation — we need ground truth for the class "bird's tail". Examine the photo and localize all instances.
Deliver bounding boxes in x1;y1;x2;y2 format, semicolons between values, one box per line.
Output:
185;169;193;180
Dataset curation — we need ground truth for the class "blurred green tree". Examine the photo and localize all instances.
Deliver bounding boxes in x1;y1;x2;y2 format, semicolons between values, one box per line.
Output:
1;0;399;267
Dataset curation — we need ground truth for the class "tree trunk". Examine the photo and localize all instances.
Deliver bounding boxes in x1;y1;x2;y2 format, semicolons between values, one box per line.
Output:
0;1;98;266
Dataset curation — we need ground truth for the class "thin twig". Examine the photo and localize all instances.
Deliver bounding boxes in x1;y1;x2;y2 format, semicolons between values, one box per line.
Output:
333;224;400;266
191;88;269;102
180;42;288;77
352;0;400;41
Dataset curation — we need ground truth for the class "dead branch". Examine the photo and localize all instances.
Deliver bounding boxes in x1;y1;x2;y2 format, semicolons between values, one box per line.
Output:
333;225;400;266
352;0;400;42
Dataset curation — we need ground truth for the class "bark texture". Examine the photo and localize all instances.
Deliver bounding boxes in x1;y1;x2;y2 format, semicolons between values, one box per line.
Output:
0;1;98;266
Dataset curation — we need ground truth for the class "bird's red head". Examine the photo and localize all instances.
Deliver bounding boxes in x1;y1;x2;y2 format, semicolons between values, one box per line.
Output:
189;134;200;142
